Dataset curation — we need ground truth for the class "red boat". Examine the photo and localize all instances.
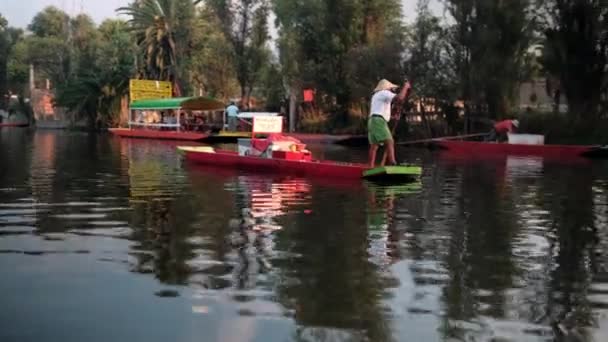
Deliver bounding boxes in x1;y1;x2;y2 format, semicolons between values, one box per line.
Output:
180;116;422;181
178;141;421;181
435;140;607;159
179;146;371;179
0;122;29;127
109;96;228;141
109;128;209;141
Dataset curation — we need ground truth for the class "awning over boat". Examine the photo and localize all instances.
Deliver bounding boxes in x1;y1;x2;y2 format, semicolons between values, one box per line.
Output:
130;97;225;111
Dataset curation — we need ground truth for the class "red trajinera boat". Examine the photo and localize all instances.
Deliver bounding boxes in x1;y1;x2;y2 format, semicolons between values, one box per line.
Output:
109;96;227;141
178;132;422;181
435;140;607;159
0;122;29;127
109;128;209;141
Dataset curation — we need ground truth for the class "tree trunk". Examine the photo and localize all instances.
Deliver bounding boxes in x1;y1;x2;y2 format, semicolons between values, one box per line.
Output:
241;85;253;110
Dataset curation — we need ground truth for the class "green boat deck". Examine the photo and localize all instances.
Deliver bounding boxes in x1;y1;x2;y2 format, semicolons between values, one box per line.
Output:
362;165;422;182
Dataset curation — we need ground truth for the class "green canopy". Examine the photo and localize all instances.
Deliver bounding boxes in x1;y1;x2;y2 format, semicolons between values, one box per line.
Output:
130;96;225;111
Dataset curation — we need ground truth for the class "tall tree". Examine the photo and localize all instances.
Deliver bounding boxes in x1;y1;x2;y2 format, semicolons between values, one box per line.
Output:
0;14;10;110
55;19;135;128
208;0;270;108
405;0;458;134
273;0;405;126
538;0;608;121
68;14;101;81
6;29;27;100
190;4;239;99
21;6;72;88
119;0;201;96
445;0;534;118
28;6;69;38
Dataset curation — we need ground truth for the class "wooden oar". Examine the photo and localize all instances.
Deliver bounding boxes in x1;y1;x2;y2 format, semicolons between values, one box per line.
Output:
395;133;489;145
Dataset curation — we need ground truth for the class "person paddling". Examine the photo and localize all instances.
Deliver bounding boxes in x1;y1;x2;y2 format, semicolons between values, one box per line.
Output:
368;79;411;168
488;119;519;142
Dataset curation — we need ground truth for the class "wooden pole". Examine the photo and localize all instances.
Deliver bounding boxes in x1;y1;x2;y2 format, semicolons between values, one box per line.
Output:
395;133;488;145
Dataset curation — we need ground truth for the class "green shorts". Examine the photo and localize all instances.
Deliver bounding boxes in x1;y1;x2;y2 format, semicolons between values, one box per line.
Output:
368;116;393;145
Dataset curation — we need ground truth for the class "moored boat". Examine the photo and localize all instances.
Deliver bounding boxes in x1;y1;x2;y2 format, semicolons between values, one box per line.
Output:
109;96;286;142
109;96;227;141
109;127;209;141
435;140;607;159
0;122;29;128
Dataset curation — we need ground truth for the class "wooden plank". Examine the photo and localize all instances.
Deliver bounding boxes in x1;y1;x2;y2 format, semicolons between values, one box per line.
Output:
396;133;489;145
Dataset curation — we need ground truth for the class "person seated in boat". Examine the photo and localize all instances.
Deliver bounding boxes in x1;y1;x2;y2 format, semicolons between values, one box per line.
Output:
135;110;144;124
488;119;519;142
368;79;412;168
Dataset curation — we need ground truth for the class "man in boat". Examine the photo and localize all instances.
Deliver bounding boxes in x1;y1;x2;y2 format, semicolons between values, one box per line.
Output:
488;119;519;142
368;79;411;168
225;101;239;131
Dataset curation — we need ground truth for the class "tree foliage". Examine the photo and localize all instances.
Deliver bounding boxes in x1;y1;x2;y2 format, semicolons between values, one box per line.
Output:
54;19;135;127
190;4;239;99
28;6;69;38
406;0;457;103
538;0;608;120
444;0;535;118
207;0;271;108
273;0;406;125
2;0;607;132
118;0;201;95
0;15;25;110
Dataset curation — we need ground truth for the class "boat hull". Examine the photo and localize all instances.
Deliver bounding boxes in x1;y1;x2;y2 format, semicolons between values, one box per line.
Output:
436;140;599;158
178;147;421;182
109;128;208;141
181;148;369;179
0;122;29;127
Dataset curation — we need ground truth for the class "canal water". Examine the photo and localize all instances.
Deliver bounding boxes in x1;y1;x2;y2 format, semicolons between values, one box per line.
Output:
1;129;607;342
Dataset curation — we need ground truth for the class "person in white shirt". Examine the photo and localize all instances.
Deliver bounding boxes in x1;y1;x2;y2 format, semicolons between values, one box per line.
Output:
225;102;240;131
368;79;411;167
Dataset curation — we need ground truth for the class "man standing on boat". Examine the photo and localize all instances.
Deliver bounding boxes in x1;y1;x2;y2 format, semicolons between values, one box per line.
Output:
368;79;411;168
226;101;239;131
487;119;519;142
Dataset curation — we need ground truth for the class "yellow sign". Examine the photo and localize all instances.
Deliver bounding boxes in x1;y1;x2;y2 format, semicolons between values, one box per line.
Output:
129;79;172;102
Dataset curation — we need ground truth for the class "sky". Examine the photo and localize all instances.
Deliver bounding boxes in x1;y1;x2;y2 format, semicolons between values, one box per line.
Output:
0;0;443;29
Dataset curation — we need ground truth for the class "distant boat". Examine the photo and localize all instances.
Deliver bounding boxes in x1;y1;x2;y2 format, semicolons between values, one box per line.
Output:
0;122;29;128
109;96;255;142
435;139;608;159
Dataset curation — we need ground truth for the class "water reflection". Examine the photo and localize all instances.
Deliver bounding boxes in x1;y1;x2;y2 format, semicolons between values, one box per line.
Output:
2;131;608;342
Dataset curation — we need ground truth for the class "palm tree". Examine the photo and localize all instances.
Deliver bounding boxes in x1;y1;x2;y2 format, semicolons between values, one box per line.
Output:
118;0;202;96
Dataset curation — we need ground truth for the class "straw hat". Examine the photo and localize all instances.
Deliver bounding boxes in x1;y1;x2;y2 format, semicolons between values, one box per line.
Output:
512;119;520;127
374;79;399;93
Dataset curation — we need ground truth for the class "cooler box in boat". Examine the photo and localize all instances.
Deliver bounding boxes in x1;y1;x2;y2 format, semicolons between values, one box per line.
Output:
508;133;545;145
272;150;312;161
238;136;311;160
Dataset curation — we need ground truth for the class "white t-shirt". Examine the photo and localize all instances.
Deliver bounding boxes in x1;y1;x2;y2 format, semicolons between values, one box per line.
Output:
370;90;397;122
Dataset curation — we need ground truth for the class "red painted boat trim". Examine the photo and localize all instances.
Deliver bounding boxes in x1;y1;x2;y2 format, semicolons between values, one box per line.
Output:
183;149;369;179
436;140;594;158
0;122;29;127
109;128;208;141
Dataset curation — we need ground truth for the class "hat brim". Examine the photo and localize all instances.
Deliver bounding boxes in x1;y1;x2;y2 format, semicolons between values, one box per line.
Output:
374;84;399;92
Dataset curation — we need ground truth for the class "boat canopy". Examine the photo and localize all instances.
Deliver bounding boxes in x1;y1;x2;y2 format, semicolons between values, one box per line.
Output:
130;97;225;111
